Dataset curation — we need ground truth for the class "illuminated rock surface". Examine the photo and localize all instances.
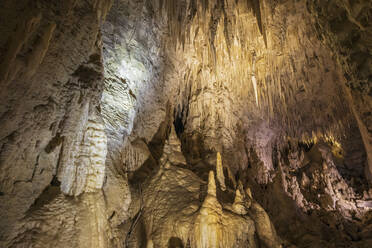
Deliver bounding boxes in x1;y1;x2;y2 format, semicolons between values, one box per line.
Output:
0;0;371;247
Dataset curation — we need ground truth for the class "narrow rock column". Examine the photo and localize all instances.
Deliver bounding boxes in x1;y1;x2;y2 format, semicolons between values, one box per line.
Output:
232;189;248;215
216;152;226;191
196;171;222;248
207;170;217;197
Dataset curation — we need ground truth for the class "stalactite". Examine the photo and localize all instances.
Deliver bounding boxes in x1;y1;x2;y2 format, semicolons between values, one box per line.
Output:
161;0;354;142
252;0;267;47
251;51;259;106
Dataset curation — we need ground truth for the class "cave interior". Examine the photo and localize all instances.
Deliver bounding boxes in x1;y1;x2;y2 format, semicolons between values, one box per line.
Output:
0;0;372;247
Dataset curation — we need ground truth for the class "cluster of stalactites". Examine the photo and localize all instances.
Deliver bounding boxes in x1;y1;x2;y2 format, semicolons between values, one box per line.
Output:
157;0;265;52
157;0;352;142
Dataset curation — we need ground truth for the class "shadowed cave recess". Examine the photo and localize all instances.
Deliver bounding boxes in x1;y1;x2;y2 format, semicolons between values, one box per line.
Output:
0;0;372;247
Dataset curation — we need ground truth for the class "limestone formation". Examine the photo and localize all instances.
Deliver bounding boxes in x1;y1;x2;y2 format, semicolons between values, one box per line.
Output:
0;0;372;248
231;188;248;215
216;152;226;191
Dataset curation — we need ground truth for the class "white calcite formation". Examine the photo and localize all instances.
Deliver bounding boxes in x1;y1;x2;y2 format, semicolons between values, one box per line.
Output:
58;111;107;196
0;0;371;248
141;153;256;247
135;132;283;248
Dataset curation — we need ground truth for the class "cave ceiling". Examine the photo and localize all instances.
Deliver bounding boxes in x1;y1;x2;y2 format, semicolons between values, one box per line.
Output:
0;0;372;247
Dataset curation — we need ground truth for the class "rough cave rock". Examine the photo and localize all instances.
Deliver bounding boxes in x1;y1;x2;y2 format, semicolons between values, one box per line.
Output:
0;0;372;247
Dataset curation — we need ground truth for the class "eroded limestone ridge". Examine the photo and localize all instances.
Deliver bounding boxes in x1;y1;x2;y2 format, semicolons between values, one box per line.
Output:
0;0;371;247
137;130;282;248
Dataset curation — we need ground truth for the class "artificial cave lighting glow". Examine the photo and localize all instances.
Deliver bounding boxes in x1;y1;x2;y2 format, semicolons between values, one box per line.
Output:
118;58;149;84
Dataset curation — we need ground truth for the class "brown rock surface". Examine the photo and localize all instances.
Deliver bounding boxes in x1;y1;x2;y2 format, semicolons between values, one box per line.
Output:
0;0;371;247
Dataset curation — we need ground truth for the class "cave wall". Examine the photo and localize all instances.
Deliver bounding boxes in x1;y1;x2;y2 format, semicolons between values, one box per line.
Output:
0;0;115;247
307;0;372;181
0;0;371;248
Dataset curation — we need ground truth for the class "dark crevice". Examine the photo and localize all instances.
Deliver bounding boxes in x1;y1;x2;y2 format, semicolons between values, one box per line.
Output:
168;237;184;248
129;103;173;184
45;133;64;153
26;175;61;214
173;107;185;138
298;141;314;152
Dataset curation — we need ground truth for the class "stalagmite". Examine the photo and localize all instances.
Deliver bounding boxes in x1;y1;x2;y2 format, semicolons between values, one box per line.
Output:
196;171;221;248
216;152;226;191
232;188;248;215
1;1;371;247
207;170;217;197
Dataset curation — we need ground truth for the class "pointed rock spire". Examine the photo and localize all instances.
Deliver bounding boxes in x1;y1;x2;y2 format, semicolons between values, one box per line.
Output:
234;188;244;203
160;125;187;166
168;124;182;151
216;152;226;191
207;170;217;197
232;188;248;215
245;187;253;199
